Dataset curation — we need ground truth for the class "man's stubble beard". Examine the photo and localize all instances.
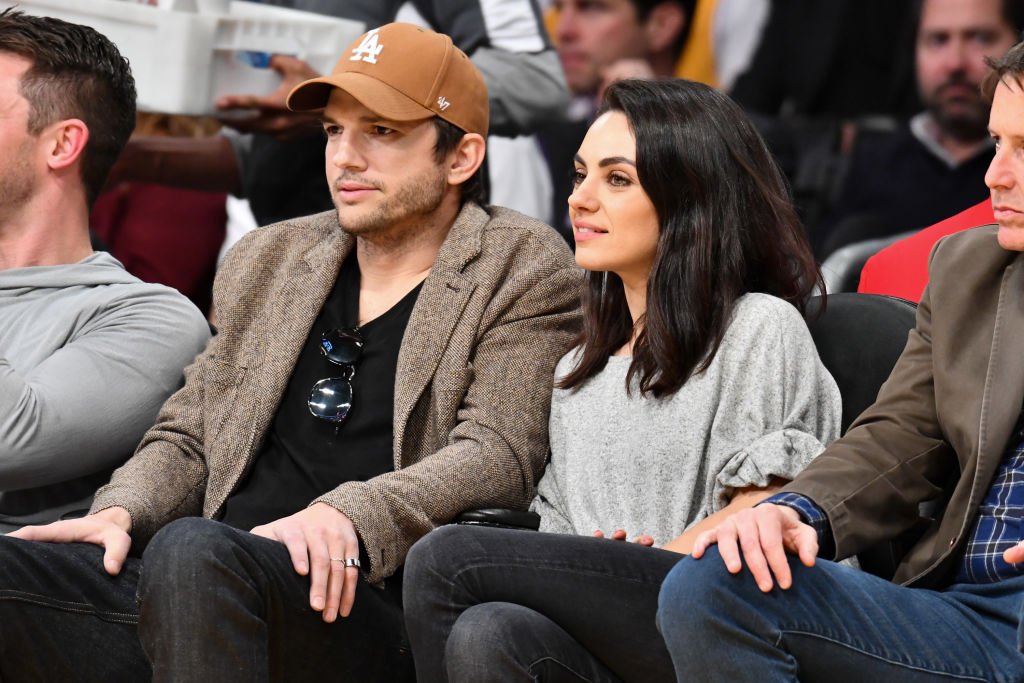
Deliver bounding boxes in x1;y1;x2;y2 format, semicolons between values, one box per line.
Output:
926;77;990;143
0;138;36;226
333;162;449;249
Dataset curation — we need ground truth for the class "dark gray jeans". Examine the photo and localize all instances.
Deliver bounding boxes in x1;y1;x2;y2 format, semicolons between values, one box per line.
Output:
0;517;413;682
402;524;686;683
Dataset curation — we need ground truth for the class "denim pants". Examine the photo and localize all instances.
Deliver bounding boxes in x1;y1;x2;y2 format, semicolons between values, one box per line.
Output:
658;546;1024;682
0;517;413;682
403;524;686;683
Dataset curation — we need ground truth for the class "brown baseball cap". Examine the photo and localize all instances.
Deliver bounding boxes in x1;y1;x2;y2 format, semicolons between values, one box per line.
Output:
287;23;489;137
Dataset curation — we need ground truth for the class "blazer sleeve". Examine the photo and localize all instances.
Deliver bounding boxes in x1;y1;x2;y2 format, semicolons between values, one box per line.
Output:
316;261;582;584
88;236;266;543
784;249;959;560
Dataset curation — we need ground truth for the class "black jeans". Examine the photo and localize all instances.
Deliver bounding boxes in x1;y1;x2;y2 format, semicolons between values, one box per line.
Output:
0;517;413;682
403;525;685;683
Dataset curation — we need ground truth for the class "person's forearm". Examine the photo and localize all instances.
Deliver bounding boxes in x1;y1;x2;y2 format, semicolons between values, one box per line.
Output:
0;361;135;489
110;134;242;195
662;484;785;555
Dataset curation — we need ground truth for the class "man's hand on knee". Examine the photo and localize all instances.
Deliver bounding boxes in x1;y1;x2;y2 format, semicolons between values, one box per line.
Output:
250;502;361;623
689;504;818;592
8;506;133;576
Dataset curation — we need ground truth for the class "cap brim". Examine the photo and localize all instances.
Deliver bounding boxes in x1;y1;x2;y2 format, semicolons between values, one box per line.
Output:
287;71;434;122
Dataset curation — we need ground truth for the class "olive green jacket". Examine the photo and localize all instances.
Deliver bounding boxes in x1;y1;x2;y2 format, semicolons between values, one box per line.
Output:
788;225;1024;587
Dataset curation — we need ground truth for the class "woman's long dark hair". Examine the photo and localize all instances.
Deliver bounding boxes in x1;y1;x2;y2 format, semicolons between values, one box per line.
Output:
559;78;823;398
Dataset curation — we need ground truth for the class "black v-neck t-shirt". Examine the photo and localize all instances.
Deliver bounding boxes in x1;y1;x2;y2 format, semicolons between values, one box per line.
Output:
221;254;422;531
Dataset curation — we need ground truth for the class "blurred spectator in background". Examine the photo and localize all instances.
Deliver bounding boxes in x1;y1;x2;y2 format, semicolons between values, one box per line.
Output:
672;0;770;92
92;112;226;315
728;1;920;237
540;0;695;239
816;0;1021;258
0;10;209;531
732;1;919;122
552;0;692;98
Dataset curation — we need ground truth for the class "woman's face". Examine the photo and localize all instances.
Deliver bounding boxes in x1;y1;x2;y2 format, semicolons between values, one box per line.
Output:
569;110;660;287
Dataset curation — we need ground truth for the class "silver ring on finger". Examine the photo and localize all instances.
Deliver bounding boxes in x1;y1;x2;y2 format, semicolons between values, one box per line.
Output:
330;557;360;568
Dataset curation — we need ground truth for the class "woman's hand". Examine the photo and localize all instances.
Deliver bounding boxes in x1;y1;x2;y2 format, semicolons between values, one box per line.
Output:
593;529;654;546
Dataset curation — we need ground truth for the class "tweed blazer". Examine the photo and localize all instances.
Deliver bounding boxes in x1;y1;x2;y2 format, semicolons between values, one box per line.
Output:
787;225;1024;587
91;202;582;583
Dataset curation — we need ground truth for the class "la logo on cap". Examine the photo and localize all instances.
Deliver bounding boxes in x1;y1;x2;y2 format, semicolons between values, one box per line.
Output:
350;28;384;64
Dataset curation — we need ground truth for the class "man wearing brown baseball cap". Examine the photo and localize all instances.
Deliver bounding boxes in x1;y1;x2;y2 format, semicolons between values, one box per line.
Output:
287;22;489;138
0;23;581;682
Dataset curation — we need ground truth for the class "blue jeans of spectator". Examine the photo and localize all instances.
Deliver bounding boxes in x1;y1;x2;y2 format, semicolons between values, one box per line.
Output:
0;517;413;682
403;524;685;683
658;546;1024;682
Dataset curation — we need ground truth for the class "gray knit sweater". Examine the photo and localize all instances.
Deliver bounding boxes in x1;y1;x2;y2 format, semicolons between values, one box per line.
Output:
531;293;841;545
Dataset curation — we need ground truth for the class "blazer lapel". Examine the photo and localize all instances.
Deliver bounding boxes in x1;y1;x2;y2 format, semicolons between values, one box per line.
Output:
975;255;1024;490
392;203;486;466
392;275;475;457
253;222;353;445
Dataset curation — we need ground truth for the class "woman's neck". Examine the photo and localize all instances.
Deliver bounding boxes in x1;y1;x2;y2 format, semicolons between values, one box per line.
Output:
616;275;647;356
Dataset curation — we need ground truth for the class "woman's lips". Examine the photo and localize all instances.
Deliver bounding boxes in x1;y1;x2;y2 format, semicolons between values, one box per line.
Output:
573;222;607;241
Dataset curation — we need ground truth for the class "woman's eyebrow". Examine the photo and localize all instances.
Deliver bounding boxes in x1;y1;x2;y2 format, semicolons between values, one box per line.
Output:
599;156;636;168
572;154;637;167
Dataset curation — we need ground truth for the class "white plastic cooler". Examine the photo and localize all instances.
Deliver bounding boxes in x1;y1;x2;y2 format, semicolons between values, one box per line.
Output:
4;0;364;114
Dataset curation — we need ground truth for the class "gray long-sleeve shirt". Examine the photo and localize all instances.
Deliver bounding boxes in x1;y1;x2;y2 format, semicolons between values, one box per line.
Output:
0;252;209;529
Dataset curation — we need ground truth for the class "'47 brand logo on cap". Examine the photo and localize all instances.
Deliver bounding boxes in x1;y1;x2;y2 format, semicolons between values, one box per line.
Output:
437;96;451;111
350;28;384;64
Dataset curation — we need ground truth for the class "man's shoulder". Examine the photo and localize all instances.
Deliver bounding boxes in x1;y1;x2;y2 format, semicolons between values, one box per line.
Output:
83;258;209;346
16;251;204;321
925;225;1020;317
929;223;1005;273
226;211;339;255
468;204;577;270
722;294;814;361
219;211;342;274
432;204;582;322
2;253;209;355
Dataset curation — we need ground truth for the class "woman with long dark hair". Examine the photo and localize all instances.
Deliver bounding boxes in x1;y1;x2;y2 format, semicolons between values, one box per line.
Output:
402;78;841;682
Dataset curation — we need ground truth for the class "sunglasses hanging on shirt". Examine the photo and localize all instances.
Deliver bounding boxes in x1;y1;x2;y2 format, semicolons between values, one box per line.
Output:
307;327;363;425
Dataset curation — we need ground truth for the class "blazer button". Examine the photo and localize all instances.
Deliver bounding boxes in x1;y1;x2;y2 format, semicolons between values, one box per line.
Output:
949;536;957;548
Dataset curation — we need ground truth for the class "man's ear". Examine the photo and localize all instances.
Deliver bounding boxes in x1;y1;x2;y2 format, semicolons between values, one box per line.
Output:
644;2;687;55
44;118;89;172
447;132;486;186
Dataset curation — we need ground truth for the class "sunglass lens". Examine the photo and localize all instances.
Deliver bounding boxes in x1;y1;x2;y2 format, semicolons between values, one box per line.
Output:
308;377;354;423
321;328;363;365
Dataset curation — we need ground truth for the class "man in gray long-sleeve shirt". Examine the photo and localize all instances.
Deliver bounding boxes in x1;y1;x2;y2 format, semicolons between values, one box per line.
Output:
0;9;209;531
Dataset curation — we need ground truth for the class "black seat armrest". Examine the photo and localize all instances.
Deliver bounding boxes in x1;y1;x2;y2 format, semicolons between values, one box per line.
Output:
454;508;541;530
